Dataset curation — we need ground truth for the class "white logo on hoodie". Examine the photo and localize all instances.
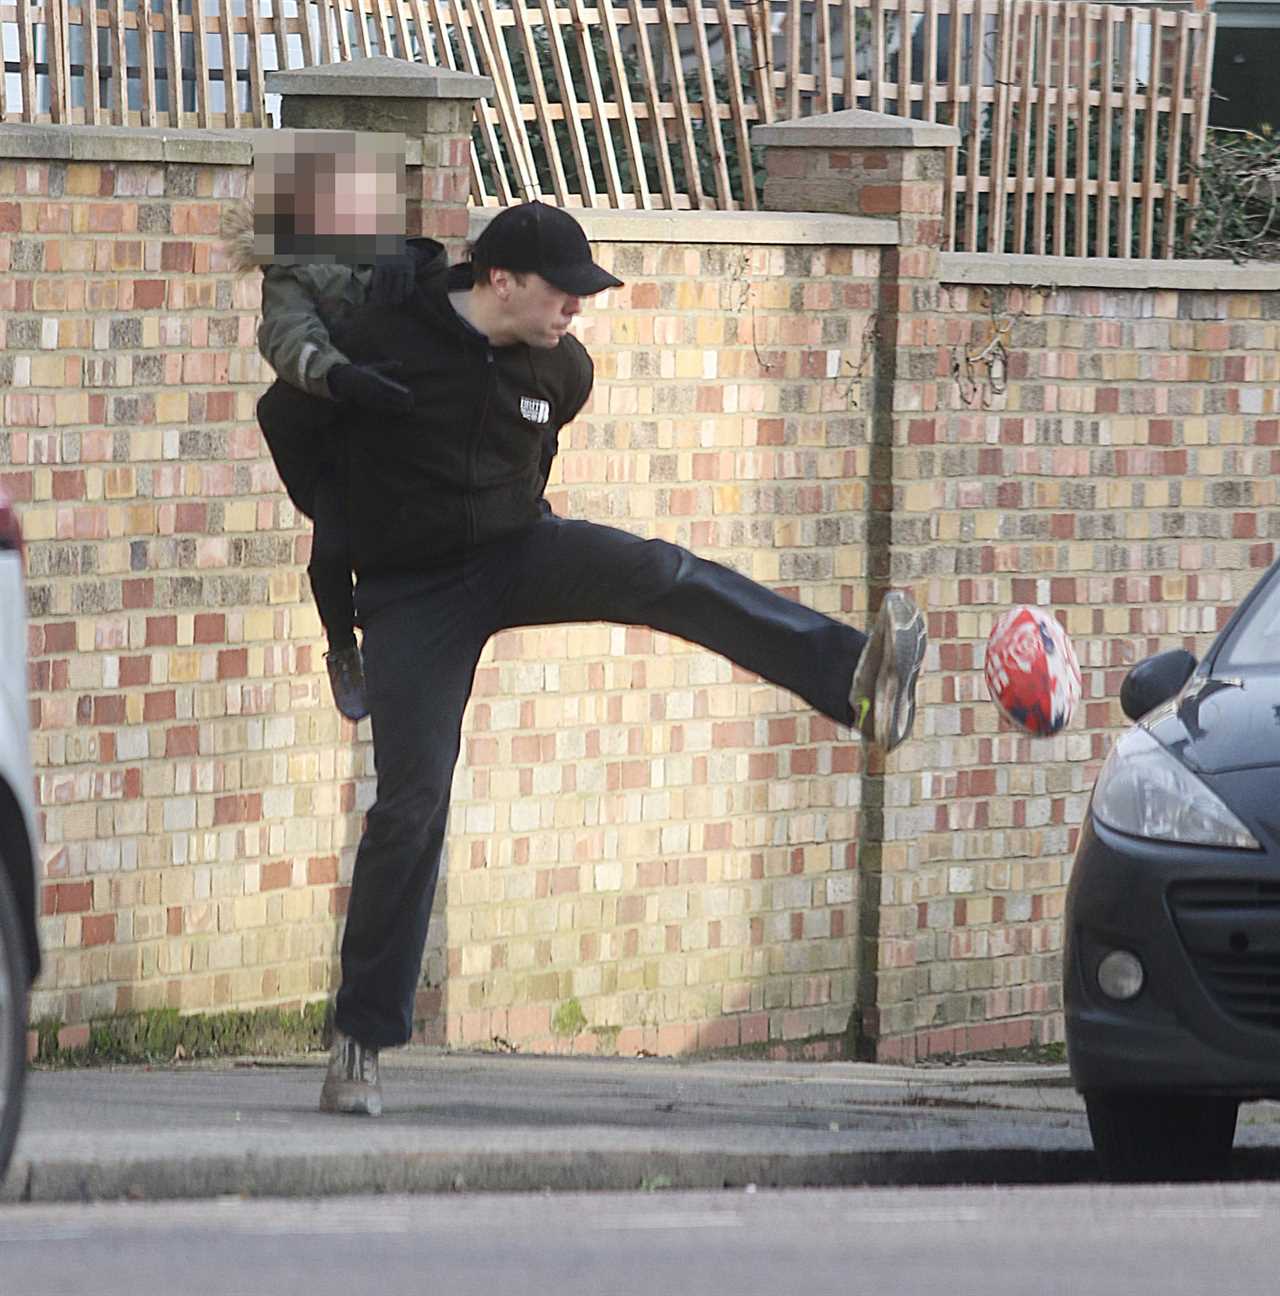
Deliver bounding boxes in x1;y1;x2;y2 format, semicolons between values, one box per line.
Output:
521;397;551;425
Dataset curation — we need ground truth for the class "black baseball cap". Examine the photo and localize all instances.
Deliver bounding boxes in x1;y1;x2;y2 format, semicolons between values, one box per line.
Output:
471;201;623;297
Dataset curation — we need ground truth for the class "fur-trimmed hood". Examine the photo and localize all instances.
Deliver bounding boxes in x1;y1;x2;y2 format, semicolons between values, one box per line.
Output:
220;200;258;274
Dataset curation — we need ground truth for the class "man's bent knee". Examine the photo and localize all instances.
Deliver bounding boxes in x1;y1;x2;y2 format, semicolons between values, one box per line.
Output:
623;538;688;614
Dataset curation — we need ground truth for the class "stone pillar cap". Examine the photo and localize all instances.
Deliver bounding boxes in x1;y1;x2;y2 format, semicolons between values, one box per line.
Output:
753;108;960;150
266;56;493;101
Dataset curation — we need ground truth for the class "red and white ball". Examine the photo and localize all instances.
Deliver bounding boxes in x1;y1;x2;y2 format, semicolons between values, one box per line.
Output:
984;606;1082;737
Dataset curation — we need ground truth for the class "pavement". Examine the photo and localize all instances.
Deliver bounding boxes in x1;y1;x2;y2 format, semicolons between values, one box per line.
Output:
6;1048;1280;1204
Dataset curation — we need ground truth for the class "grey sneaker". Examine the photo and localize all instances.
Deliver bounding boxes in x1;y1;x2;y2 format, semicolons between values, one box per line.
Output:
849;591;928;753
325;645;369;722
319;1031;383;1116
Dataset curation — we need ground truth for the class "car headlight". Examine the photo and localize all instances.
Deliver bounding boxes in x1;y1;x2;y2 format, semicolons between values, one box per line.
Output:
1092;727;1261;851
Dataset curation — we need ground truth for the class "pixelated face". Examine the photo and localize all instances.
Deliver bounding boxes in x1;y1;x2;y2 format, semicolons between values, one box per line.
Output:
494;270;583;349
252;130;406;265
312;153;403;238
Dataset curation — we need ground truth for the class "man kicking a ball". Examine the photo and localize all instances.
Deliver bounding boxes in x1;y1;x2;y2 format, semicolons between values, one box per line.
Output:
316;201;928;1115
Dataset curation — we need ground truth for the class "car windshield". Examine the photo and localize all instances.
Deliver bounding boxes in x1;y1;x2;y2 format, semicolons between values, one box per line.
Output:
1216;565;1280;669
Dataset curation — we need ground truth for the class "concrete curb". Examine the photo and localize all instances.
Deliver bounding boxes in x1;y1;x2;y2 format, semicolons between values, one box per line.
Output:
2;1147;1108;1204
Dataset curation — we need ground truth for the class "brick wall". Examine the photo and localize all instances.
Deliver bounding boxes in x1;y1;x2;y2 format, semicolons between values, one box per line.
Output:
3;125;888;1058
873;261;1280;1060
5;140;343;1037
439;228;885;1054
4;126;471;1046
8;112;1280;1063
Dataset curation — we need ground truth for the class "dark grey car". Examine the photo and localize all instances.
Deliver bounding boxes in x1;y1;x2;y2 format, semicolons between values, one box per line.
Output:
1066;558;1280;1180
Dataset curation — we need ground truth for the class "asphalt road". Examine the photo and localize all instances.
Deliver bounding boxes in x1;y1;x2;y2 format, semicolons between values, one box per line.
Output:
3;1182;1278;1296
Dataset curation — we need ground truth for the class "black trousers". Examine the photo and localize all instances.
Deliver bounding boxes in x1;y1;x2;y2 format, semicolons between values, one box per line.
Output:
334;516;867;1048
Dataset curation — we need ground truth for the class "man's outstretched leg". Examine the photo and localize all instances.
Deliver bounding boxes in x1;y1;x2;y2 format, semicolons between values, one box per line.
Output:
491;516;926;752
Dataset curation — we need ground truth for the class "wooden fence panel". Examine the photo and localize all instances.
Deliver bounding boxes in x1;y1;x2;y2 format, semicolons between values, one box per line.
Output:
0;0;1216;254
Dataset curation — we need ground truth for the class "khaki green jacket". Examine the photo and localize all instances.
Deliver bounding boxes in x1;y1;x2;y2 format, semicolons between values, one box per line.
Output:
221;200;374;400
257;263;374;399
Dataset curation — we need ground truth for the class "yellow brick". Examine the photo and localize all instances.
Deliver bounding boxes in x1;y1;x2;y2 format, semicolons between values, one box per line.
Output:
66;162;106;196
695;317;721;346
132;428;164;459
243;609;275;641
155;392;188;423
104;468;136;499
168;651;202;683
22;507;55;541
713;485;741;514
223;500;257;532
29;355;67;387
269;571;302;606
675;350;702;379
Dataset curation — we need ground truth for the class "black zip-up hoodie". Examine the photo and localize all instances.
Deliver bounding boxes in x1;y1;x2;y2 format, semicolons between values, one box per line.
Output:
330;238;594;578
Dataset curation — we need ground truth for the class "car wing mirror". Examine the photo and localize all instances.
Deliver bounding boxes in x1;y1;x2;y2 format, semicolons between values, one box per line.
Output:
1120;648;1198;722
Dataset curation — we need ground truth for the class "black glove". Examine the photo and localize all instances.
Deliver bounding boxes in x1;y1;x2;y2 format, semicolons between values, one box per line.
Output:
369;251;418;307
327;361;414;415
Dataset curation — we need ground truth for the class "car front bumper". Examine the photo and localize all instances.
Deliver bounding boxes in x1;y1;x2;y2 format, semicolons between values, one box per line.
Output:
1066;815;1280;1099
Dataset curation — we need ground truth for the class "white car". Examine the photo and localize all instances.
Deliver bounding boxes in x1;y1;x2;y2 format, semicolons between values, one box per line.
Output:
0;488;40;1180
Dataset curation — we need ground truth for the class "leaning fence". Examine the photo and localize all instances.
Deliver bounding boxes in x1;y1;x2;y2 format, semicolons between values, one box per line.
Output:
0;0;1215;257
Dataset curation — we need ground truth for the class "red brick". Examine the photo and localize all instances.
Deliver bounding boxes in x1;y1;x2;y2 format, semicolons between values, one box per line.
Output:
145;617;177;647
93;695;126;726
307;855;338;886
132;279;166;309
739;1013;769;1045
165;725;199;757
260;859;292;890
118;655;151;687
143;690;176;722
214;793;262;825
122;578;154;610
82;914;116;946
51;881;93;914
194;612;225;644
217;648;248;680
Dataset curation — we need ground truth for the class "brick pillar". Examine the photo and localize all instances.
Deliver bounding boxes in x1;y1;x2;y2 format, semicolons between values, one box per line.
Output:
265;57;493;244
754;109;959;1062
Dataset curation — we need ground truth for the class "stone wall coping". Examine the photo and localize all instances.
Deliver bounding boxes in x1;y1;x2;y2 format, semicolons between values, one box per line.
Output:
753;108;961;150
469;206;900;246
940;251;1280;292
0;123;253;164
0;122;427;166
266;56;492;101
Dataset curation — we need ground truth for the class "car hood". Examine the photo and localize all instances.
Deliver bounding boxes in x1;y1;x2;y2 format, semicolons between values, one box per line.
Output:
1147;673;1280;775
